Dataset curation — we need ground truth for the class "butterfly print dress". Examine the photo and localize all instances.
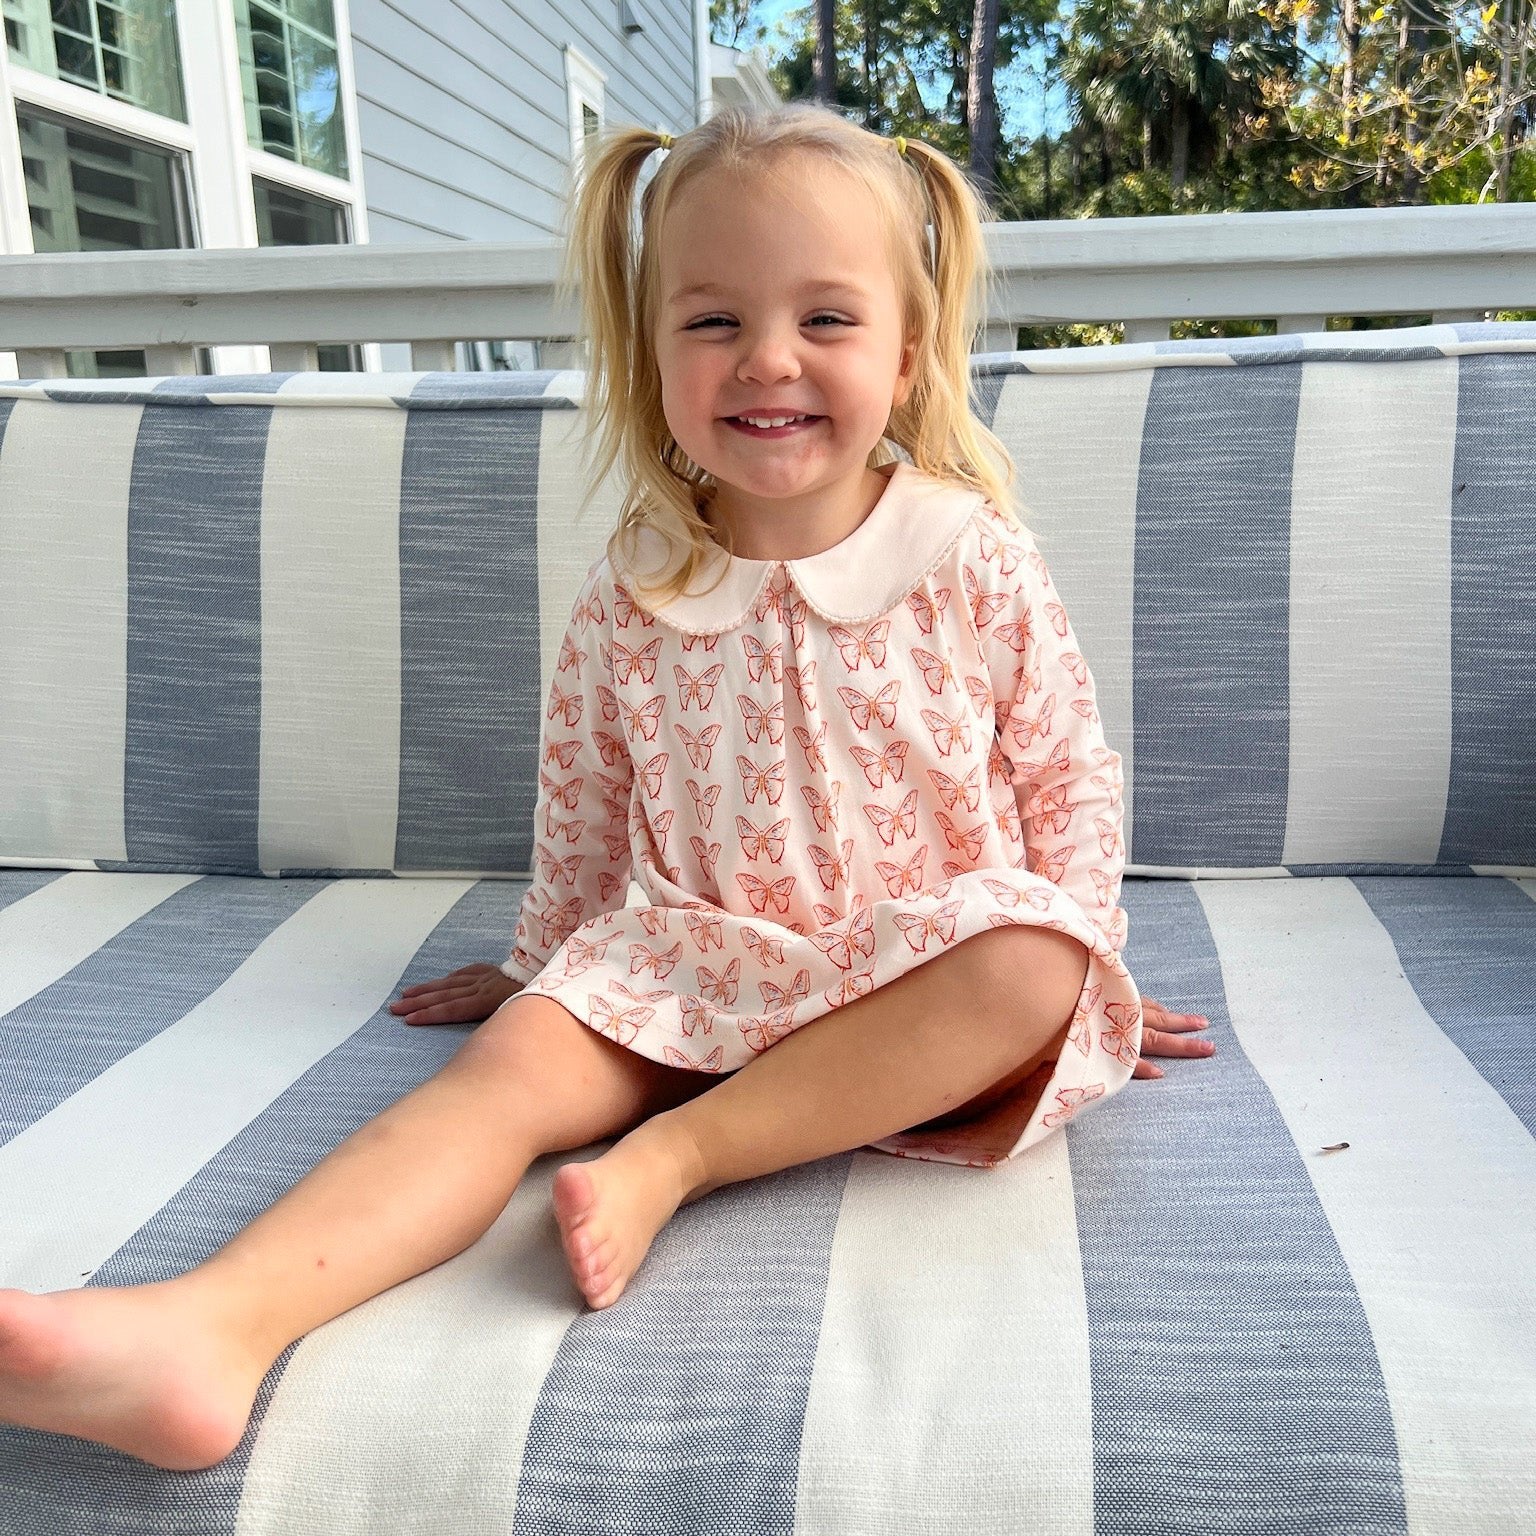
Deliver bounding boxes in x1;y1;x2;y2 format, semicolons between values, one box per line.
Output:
500;460;1142;1169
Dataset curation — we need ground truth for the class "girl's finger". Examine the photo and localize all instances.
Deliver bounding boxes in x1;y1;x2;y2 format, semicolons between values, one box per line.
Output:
1132;1059;1164;1080
1141;1028;1217;1060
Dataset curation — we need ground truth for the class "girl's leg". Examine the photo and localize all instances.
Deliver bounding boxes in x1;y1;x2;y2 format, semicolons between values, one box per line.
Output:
553;923;1090;1309
0;995;717;1473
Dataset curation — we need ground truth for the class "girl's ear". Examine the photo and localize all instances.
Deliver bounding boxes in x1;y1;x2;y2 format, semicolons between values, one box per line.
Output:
893;335;918;407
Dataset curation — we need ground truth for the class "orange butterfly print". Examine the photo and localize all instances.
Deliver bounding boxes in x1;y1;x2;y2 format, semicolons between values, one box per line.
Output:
678;995;719;1039
607;976;671;1005
1059;650;1090;687
753;569;792;624
824;966;876;1007
595;767;629;803
741;1007;798;1054
793;720;829;771
612;585;653;629
665;1041;725;1071
534;894;585;948
906;585;950;635
979;524;1023;575
636;751;668;797
928;765;981;812
839;680;900;730
544;738;582;769
874;845;927;898
739;695;786;744
921;707;972;755
1089;867;1119;909
612;636;663;684
1029;843;1075;885
963;565;1009;630
809;837;855;891
695;956;741;1005
557;635;588;674
1095;815;1124;858
536;848;584;886
686;778;720;828
547;682;583;727
1017;738;1071;786
618;694;665;742
1068;982;1102;1056
760;967;811;1011
681;630;721;652
650;807;675;855
1027;548;1052;586
737;754;786;804
539;767;582;809
588;993;653;1045
1090;769;1123;808
800;780;841;832
688;835;721;881
1044;600;1070;639
996;797;1022;842
602;829;628;864
1070;699;1101;725
1042;1082;1105;1128
809;907;876;970
935;810;988;860
785;662;817;712
562;932;618;975
597;870;623;902
629;940;683;979
1009;695;1056;749
829;620;890;671
674;721;722;771
594;683;621;722
1100;1000;1141;1067
738;871;795;914
892;898;962;953
864;787;919;846
913;647;955;696
683;909;725;951
742;633;784;682
742;925;787;965
850;739;907;787
964;675;994;717
1026;783;1077;836
675;662;725;709
737;815;790;863
583;730;620;768
579;589;607;626
993;613;1032;655
637;907;671;937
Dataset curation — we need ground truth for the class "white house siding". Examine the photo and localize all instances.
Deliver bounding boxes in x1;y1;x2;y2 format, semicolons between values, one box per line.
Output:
348;0;700;246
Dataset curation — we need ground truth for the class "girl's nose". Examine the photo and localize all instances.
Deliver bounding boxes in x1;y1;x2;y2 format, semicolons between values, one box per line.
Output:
736;330;801;385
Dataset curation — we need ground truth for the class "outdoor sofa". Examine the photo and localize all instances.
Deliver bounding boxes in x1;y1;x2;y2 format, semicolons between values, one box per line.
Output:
1;321;1532;1535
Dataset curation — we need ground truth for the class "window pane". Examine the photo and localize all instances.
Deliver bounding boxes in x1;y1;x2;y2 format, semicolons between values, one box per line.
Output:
252;176;358;371
233;0;346;178
2;0;186;121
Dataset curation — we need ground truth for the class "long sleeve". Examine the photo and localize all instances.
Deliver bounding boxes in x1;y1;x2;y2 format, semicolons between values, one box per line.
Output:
500;563;636;986
970;506;1129;954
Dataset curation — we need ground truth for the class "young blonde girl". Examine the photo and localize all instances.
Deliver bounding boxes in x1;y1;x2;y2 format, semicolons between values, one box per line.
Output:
0;102;1210;1474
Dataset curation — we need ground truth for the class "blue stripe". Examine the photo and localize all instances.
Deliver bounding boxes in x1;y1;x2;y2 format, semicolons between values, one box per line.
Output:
407;371;577;405
395;405;545;873
100;406;271;875
1070;880;1407;1535
0;869;67;916
0;395;14;440
513;1158;846;1536
1442;352;1536;867
152;375;292;397
0;875;318;1145
0;874;523;1532
1350;875;1536;1136
1130;366;1297;868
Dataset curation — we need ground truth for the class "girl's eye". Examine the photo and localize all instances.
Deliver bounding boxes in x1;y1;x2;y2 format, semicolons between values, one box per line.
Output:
684;314;850;330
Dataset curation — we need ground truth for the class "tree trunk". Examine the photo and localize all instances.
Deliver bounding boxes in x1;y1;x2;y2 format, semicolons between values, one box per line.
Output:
1170;96;1190;192
968;0;1002;201
863;0;878;129
815;0;836;104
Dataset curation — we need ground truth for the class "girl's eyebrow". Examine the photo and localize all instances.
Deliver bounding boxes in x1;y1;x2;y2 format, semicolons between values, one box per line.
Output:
667;279;869;306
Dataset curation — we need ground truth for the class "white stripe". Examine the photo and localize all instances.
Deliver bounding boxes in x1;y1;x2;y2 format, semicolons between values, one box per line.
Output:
796;1138;1093;1535
0;878;473;1294
535;405;627;702
258;406;406;875
0;872;198;1017
1298;325;1461;353
237;1154;577;1534
1195;877;1536;1535
0;400;137;864
992;368;1151;856
1284;359;1456;865
273;373;421;399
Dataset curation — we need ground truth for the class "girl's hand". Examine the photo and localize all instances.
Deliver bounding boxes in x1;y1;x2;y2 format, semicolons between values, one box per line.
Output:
389;963;523;1026
1134;996;1215;1080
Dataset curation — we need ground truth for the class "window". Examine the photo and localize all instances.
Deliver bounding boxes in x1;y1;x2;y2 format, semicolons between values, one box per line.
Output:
252;174;357;370
3;0;186;121
564;44;605;184
232;0;346;179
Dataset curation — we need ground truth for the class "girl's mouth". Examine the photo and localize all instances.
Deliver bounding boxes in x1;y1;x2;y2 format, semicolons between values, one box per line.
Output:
724;415;824;439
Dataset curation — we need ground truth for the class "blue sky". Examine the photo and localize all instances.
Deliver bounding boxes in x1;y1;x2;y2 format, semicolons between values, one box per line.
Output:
738;0;1068;139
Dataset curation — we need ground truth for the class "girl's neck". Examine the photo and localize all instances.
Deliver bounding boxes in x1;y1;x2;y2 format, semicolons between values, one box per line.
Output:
703;464;897;564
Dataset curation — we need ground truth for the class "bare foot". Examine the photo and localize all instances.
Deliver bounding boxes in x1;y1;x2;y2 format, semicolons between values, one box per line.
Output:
0;1284;271;1472
552;1119;707;1310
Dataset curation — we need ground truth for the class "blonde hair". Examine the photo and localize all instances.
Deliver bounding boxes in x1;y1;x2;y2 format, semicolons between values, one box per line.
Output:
556;101;1019;610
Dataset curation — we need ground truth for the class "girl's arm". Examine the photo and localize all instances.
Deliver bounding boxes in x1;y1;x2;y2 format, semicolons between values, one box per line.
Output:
970;509;1128;954
500;566;636;986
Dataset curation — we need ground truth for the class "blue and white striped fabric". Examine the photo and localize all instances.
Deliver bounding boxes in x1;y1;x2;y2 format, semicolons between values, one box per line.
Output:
1;865;1532;1532
1;322;1532;879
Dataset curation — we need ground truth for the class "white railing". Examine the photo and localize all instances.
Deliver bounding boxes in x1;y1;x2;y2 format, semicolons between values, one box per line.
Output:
2;202;1534;378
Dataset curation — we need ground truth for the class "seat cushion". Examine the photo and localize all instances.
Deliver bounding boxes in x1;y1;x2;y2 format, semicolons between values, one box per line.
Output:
2;865;1531;1531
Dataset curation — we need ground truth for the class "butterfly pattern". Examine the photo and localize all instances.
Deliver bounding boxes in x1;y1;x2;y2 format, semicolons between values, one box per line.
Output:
501;474;1141;1169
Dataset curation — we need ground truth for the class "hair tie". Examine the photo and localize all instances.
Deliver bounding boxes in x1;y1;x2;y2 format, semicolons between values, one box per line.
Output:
894;136;909;158
657;131;674;150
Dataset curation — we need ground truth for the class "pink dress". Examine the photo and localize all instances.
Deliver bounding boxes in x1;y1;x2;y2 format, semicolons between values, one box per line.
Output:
500;460;1142;1167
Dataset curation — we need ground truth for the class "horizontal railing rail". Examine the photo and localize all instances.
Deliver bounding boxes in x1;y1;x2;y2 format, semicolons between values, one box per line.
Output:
2;202;1534;377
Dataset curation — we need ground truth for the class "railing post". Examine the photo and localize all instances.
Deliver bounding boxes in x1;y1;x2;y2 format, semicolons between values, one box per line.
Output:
1123;320;1171;344
410;340;459;372
15;349;66;380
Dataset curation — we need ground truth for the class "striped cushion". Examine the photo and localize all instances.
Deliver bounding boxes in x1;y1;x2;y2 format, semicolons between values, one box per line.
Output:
3;864;1532;1528
1;322;1532;878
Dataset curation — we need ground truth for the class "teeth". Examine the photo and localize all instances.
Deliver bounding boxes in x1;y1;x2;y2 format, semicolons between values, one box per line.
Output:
740;414;810;428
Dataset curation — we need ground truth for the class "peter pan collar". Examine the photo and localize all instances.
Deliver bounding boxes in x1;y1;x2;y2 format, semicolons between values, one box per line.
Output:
612;460;986;635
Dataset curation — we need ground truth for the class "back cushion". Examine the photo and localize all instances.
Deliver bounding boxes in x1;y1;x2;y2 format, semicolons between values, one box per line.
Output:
0;324;1532;880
